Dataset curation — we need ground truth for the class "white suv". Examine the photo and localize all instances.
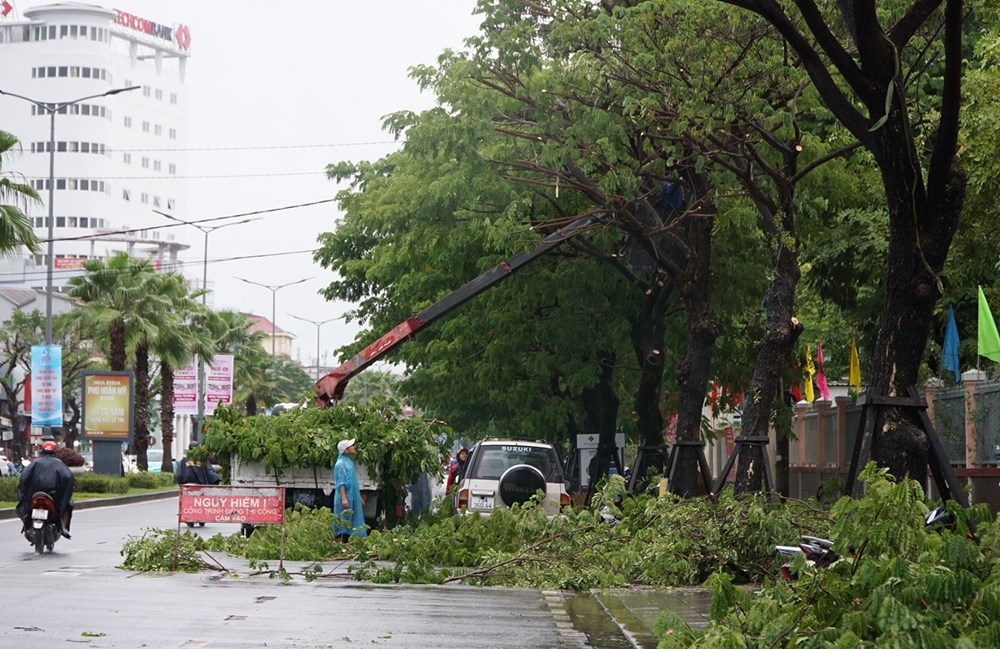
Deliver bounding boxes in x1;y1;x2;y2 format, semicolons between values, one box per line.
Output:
452;440;570;516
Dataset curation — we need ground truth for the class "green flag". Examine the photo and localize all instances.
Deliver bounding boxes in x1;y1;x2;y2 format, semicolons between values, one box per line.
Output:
978;286;1000;362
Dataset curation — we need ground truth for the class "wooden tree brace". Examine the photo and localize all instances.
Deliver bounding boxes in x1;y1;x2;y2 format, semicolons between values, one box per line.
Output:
845;386;968;507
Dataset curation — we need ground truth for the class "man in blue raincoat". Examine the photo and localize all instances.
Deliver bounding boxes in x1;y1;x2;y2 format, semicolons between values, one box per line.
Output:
333;438;367;541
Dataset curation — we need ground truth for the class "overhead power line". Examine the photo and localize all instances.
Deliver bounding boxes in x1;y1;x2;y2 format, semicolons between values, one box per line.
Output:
40;198;336;244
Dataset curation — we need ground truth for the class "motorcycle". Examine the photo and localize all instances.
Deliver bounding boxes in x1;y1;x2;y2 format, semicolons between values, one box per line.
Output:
24;492;61;554
776;505;970;581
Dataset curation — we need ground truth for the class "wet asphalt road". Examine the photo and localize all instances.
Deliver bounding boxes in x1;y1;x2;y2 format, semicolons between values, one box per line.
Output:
0;496;592;648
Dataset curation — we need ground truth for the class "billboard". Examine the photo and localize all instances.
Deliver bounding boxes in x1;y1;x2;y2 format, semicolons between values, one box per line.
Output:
30;345;63;427
81;371;134;440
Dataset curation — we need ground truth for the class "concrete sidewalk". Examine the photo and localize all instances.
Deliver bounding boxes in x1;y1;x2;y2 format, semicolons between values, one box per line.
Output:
592;587;713;648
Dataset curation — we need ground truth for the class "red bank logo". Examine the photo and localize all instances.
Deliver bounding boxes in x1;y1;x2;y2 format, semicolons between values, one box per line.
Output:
114;9;191;51
175;24;191;50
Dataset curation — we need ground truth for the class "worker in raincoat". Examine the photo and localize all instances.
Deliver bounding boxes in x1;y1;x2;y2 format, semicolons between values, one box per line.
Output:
333;438;367;541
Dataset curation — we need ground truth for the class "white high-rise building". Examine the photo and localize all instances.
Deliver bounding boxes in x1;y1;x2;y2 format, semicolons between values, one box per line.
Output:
0;3;192;291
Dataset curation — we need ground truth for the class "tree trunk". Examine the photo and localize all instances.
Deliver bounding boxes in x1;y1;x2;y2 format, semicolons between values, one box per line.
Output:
132;343;150;470
734;243;800;494
109;322;127;372
628;281;671;489
671;210;717;497
866;124;965;482
582;350;622;489
161;363;175;472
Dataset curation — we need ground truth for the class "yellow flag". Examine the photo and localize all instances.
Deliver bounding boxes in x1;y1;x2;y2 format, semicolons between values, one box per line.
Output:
804;345;815;403
849;338;861;392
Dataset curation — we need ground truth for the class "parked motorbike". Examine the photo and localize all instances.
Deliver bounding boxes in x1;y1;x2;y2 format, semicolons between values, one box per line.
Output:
24;492;61;554
776;505;969;581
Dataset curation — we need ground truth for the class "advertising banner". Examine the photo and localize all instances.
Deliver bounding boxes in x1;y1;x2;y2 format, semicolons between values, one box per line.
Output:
172;360;198;416
205;354;234;415
81;371;133;440
178;485;284;524
30;345;62;427
173;354;234;417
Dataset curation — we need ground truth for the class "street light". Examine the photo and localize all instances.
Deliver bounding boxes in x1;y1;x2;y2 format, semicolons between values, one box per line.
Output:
155;210;260;432
235;276;314;360
0;86;140;344
289;314;342;380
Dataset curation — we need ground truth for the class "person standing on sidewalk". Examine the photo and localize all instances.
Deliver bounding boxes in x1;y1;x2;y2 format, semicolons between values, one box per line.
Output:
333;438;367;542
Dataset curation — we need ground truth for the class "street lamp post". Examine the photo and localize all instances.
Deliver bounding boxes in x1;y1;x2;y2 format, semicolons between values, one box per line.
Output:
156;211;259;435
235;276;314;360
0;86;140;344
289;314;341;380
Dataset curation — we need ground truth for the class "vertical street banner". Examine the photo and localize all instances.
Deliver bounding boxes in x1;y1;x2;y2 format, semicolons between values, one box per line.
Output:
205;354;234;415
172;360;199;416
81;371;134;440
30;345;62;427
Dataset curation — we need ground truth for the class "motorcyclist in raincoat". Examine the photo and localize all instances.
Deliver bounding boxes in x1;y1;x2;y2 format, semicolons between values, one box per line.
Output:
333;438;367;541
16;440;75;539
175;441;221;485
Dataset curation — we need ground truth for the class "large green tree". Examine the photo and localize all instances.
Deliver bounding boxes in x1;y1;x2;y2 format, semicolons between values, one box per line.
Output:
717;0;970;484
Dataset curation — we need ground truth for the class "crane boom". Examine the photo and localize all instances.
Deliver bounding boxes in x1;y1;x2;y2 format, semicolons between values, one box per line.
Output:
315;216;593;406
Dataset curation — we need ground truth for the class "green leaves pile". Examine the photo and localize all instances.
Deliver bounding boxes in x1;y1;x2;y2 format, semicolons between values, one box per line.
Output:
202;401;450;489
350;477;830;590
660;465;1000;648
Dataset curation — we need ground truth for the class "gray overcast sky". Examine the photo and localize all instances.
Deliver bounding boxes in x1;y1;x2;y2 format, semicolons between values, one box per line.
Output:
19;0;481;371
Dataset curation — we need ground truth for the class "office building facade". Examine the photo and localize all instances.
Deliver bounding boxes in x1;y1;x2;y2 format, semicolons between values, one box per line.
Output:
0;3;192;290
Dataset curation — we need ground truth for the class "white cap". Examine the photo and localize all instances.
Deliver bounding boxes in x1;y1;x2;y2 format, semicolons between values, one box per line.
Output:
337;438;356;454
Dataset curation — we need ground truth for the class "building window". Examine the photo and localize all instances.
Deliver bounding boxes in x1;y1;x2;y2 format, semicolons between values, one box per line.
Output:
153;160;161;171
70;25;78;38
167;199;176;210
168;163;176;175
123;153;131;164
60;25;68;38
154;124;162;136
143;86;151;97
153;196;161;207
168;128;177;139
124;116;132;128
68;217;78;228
58;66;68;77
56;216;65;227
142;121;150;133
141;193;149;204
169;92;178;104
123;190;131;201
141;157;149;169
155;89;163;100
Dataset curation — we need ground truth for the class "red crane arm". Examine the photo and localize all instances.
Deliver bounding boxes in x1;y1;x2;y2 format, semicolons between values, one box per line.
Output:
314;216;593;407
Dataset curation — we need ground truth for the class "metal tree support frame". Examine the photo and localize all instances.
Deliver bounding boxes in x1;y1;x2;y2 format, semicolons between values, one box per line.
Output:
712;435;777;507
625;441;712;498
844;387;968;507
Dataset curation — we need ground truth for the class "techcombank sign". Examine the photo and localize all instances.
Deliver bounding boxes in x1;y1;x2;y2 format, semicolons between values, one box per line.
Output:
113;9;192;51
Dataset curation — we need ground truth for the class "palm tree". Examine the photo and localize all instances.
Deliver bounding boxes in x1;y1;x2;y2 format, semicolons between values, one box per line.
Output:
66;252;158;371
207;310;269;414
150;274;212;471
0;130;40;255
